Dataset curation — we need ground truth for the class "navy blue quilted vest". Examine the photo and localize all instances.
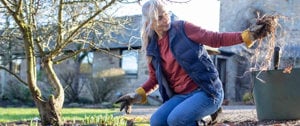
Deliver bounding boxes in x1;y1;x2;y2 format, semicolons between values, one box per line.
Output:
146;20;223;102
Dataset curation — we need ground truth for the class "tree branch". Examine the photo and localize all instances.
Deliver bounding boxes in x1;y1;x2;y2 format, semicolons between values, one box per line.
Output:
51;0;117;57
16;0;22;15
53;48;90;64
57;0;64;46
164;0;192;3
0;65;28;86
0;0;15;14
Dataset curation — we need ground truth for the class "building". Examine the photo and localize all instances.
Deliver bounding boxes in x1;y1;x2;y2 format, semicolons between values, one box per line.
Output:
2;1;300;104
217;0;300;103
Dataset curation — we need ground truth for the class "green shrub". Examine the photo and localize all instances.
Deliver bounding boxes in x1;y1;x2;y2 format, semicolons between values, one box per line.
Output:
3;79;34;106
88;68;125;103
242;92;253;104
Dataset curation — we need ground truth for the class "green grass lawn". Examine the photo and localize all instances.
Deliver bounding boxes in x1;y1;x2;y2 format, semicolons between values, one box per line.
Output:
0;107;117;122
0;107;149;125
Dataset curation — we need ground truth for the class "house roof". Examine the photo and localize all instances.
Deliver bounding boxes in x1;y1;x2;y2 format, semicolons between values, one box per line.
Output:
100;15;142;49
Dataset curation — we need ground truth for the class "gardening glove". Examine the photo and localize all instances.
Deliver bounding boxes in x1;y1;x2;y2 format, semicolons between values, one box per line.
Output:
241;24;265;48
115;87;147;114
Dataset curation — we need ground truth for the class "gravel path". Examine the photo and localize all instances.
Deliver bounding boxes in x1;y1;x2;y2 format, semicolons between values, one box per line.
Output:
218;105;257;122
117;105;300;126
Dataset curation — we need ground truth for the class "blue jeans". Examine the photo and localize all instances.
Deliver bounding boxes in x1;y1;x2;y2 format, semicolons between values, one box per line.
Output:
150;89;224;126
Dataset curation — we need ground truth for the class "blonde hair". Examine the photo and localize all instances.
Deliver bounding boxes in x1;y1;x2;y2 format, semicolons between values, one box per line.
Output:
141;0;167;52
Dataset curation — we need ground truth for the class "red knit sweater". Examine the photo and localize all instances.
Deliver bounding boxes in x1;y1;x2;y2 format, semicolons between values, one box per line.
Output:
141;21;244;94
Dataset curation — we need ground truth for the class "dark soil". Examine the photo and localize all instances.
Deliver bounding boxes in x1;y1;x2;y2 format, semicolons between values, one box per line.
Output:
3;120;300;126
2;120;134;126
217;120;300;126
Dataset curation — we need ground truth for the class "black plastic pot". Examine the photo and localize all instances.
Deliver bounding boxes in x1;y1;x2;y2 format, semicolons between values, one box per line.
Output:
252;68;300;121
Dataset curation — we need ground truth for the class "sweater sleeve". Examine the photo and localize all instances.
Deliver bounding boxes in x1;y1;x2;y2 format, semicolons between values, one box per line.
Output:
141;62;159;94
184;21;244;48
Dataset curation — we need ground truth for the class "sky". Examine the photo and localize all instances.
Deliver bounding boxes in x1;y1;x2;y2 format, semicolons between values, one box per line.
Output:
117;0;220;31
168;0;220;31
0;1;220;31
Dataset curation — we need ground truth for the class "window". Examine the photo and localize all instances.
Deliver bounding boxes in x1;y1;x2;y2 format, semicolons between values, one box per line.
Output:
12;56;22;74
81;52;94;64
0;56;3;65
121;49;138;76
80;52;93;73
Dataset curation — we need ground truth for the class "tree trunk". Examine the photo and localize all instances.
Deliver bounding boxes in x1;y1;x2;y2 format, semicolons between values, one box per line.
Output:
37;58;64;126
33;83;63;126
35;96;63;126
22;27;64;125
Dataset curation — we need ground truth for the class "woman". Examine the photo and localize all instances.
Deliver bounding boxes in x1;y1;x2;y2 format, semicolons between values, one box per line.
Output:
116;0;266;125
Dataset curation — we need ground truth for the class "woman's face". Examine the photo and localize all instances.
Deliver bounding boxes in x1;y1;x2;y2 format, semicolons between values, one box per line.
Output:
151;9;170;37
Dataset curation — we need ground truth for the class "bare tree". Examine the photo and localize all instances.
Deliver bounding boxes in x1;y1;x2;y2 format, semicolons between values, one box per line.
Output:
0;0;139;125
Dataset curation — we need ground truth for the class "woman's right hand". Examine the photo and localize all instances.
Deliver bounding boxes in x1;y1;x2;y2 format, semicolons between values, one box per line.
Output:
242;24;265;48
115;92;142;114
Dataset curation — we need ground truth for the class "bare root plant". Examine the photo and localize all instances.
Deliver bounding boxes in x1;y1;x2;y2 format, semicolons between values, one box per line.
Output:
250;13;281;71
247;13;295;83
